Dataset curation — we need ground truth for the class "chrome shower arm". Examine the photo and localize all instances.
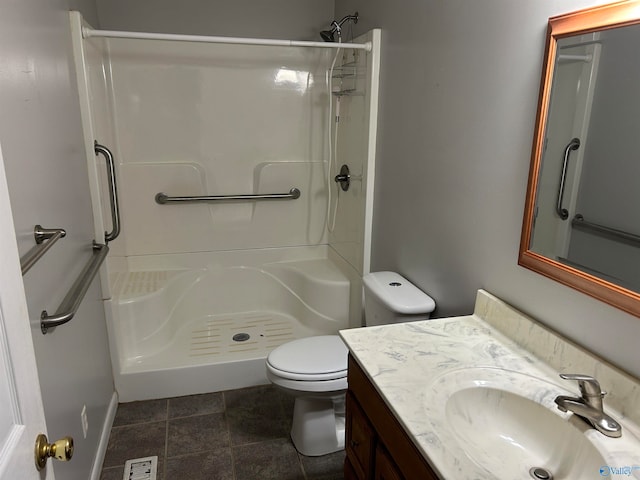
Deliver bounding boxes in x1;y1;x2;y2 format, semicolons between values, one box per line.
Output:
334;13;359;30
321;12;359;42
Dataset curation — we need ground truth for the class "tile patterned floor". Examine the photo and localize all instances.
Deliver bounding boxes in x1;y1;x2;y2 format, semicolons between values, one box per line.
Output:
100;385;344;480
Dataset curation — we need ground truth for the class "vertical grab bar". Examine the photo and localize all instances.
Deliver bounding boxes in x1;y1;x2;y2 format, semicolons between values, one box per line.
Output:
94;142;121;242
556;137;580;220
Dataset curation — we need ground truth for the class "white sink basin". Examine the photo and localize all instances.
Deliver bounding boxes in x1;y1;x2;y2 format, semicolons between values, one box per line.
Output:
422;368;640;479
446;385;605;479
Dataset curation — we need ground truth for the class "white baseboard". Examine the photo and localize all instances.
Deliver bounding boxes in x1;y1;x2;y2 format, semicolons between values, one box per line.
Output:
89;391;118;480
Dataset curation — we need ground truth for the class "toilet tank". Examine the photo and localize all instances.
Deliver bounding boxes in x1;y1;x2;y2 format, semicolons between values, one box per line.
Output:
363;271;436;326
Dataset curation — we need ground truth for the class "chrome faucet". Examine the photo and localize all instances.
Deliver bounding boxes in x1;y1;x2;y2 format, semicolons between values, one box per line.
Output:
554;373;622;438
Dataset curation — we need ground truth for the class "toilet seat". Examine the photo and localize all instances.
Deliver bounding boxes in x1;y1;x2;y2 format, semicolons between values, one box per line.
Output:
266;335;348;388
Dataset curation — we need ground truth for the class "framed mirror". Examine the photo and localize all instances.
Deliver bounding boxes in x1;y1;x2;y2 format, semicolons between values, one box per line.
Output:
520;1;640;317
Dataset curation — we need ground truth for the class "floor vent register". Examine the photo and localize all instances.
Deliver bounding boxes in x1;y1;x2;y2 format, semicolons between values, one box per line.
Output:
123;456;158;480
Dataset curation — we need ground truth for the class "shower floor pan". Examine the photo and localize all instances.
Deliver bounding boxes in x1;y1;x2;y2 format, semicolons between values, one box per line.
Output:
125;309;322;370
106;251;351;402
112;310;323;402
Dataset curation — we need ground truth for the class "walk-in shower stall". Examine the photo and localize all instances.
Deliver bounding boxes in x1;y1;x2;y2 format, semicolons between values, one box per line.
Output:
70;12;380;401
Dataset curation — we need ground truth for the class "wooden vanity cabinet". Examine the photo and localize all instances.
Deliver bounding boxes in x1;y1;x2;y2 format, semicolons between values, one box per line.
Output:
344;354;439;480
345;391;375;478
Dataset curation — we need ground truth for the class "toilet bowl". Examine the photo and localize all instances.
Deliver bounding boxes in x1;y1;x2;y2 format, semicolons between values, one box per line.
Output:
266;271;435;456
266;335;348;456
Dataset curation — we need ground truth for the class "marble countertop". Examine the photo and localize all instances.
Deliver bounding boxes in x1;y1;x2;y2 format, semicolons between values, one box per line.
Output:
339;290;640;480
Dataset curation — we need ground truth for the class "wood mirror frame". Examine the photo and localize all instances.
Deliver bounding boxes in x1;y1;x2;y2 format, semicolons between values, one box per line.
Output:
519;0;640;317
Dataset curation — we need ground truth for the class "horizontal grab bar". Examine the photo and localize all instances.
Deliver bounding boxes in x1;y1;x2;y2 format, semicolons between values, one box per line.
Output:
557;54;593;63
155;188;301;204
20;225;67;275
40;242;109;334
572;214;640;247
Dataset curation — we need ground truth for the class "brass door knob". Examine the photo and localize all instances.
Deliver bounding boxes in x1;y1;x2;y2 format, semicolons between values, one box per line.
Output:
34;434;74;471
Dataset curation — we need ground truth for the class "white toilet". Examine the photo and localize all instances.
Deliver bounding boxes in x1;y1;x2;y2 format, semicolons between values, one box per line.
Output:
266;271;436;456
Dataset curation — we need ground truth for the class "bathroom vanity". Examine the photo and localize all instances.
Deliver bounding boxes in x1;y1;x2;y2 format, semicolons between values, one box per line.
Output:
340;290;640;479
345;355;438;479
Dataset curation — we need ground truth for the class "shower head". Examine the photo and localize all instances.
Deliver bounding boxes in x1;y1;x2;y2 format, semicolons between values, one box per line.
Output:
320;30;336;42
319;12;359;42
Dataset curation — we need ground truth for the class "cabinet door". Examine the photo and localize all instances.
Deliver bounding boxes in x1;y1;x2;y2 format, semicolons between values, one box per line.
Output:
344;457;361;480
374;444;404;480
346;392;376;479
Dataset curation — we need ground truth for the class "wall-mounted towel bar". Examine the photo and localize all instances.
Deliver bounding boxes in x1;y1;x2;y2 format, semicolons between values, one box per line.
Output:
572;214;640;247
40;242;109;334
155;188;301;204
20;225;67;275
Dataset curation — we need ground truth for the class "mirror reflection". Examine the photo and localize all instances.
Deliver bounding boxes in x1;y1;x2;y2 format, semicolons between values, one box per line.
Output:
520;1;640;317
530;24;640;293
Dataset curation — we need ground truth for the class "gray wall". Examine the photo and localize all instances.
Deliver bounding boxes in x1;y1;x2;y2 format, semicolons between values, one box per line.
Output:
0;1;113;479
334;0;640;379
96;0;334;40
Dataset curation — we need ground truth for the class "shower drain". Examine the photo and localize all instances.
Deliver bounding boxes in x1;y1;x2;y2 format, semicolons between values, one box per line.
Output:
232;332;251;342
529;467;553;480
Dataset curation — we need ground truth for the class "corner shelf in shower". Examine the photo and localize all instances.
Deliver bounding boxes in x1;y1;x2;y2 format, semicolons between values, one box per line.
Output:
332;58;364;95
332;67;361;79
332;61;363;79
332;88;364;97
332;72;357;79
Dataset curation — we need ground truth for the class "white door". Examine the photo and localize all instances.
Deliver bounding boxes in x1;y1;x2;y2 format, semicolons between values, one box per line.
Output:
0;143;53;479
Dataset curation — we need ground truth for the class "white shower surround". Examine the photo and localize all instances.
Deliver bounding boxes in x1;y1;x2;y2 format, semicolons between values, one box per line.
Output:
70;12;380;401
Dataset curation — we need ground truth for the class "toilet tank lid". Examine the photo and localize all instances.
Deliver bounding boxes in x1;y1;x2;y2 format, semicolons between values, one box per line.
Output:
363;271;436;314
